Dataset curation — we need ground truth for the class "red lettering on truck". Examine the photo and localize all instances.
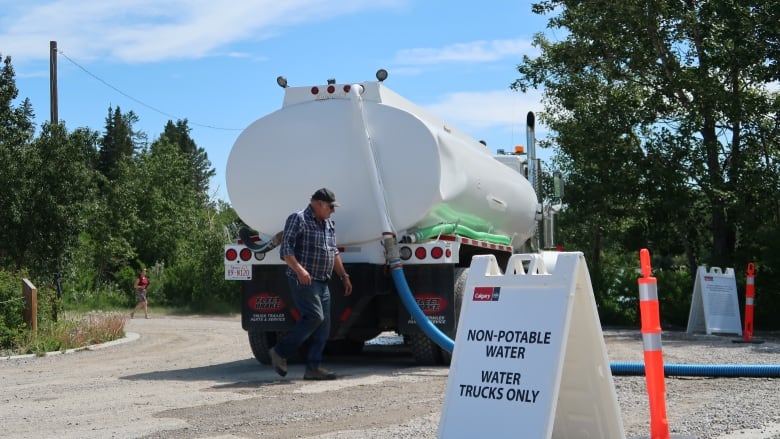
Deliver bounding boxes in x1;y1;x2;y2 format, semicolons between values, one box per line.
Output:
247;293;286;313
414;294;448;315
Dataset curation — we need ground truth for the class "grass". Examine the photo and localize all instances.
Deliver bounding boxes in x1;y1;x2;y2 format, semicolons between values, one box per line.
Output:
4;311;127;357
2;297;239;358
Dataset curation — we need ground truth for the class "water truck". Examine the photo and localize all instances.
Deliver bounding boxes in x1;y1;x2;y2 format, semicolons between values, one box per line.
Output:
224;70;561;365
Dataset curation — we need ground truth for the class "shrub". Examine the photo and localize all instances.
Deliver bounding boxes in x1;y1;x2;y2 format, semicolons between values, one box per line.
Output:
0;269;31;350
10;311;126;356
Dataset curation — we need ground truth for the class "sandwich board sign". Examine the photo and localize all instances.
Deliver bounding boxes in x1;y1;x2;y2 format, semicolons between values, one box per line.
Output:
686;266;742;336
437;252;624;439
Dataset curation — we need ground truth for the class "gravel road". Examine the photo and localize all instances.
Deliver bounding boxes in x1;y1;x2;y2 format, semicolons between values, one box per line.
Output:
1;315;778;439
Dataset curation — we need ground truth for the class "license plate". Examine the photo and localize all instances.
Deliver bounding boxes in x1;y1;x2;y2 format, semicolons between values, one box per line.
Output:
225;264;251;280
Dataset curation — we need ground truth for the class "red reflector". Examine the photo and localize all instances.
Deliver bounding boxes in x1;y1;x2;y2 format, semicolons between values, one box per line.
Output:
225;248;238;261
311;86;319;94
446;248;452;258
431;247;444;259
239;248;252;261
343;85;351;93
327;85;335;93
415;247;427;259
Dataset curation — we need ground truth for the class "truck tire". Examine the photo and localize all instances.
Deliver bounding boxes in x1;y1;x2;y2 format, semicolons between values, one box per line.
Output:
439;267;469;365
406;267;469;366
248;330;274;365
406;333;443;365
248;330;307;365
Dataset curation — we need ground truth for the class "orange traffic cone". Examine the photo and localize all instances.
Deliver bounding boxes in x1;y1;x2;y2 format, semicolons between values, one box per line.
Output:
733;263;764;345
638;249;670;439
634;249;697;439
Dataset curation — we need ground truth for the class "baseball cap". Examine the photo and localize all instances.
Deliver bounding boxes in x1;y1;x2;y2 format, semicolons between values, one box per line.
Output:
311;188;340;206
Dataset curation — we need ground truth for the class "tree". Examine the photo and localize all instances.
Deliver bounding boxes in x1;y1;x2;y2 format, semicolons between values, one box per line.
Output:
0;54;37;268
512;1;780;327
513;0;780;270
97;106;145;181
19;123;100;274
127;140;202;266
155;119;216;205
0;55;35;147
0;53;239;312
0;88;99;274
121;139;234;308
161;201;241;308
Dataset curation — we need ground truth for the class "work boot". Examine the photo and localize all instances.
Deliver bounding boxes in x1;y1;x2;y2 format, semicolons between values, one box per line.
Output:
269;347;287;377
304;368;337;380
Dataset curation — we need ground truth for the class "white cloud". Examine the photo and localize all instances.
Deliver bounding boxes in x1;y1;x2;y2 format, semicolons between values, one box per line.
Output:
0;0;404;64
394;38;532;65
421;88;549;153
424;89;543;131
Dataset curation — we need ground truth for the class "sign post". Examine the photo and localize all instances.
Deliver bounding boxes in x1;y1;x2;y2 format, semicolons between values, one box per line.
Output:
438;252;624;438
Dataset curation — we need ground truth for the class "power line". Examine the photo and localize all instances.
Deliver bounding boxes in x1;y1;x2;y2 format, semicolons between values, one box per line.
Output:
56;49;242;131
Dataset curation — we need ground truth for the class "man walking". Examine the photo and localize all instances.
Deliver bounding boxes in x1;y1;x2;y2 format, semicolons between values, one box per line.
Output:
270;188;353;380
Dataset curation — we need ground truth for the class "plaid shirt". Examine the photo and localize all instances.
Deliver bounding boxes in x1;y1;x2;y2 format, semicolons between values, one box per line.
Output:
280;204;339;281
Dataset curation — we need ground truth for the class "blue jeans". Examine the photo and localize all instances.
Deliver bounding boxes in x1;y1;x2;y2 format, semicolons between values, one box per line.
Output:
273;278;331;371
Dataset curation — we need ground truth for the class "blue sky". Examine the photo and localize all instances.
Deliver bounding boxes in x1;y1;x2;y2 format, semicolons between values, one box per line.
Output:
2;0;552;203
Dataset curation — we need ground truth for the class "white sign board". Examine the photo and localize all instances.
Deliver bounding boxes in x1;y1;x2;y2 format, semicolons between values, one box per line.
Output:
686;266;742;335
438;252;624;439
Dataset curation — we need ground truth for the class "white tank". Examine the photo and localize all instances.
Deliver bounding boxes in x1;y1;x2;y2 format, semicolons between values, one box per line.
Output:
227;80;538;251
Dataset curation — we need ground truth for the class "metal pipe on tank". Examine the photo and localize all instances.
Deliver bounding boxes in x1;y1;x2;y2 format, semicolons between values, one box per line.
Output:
526;112;542;250
348;83;395;235
543;211;556;249
526;112;536;191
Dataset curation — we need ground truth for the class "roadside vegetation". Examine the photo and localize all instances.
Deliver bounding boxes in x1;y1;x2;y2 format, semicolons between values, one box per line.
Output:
0;54;242;357
0;267;237;357
513;0;780;329
2;0;780;356
5;310;126;357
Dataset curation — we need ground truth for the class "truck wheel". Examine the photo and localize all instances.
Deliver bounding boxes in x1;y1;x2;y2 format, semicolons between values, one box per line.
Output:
406;267;469;366
438;267;469;365
406;333;443;365
248;330;307;365
248;330;274;365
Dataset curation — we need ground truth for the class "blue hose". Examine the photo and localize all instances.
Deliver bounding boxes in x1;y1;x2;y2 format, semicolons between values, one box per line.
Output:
611;362;780;377
390;263;454;353
390;259;780;378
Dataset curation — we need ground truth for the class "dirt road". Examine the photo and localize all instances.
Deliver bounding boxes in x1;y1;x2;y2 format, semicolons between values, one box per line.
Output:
1;315;778;439
1;315;448;439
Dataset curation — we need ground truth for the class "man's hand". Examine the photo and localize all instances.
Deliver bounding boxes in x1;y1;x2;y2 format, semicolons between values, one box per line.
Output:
343;277;352;296
296;269;312;285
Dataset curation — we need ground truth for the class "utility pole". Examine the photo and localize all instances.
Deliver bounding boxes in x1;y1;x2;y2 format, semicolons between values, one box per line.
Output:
50;40;58;125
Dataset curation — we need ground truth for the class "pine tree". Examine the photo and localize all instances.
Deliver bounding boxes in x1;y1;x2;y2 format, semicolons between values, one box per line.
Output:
0;54;37;268
97;106;141;181
156;119;215;204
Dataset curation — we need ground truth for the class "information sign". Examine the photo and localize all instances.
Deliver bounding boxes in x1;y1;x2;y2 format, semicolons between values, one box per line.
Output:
438;252;624;438
686;266;742;335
